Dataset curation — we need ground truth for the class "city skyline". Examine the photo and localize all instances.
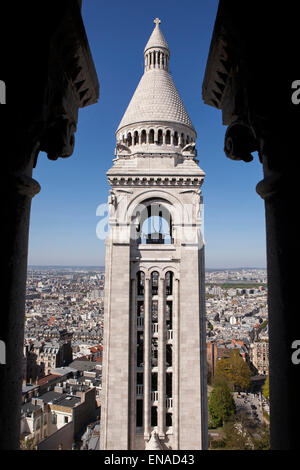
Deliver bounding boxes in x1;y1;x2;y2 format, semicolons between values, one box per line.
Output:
28;0;266;269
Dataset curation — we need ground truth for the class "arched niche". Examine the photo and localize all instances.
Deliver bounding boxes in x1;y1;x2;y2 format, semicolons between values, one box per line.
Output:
132;199;173;245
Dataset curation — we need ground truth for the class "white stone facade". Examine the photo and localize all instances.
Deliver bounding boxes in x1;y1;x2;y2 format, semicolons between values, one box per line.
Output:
100;19;207;450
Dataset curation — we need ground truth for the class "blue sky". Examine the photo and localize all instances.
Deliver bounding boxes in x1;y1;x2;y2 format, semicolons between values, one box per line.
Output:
28;0;266;268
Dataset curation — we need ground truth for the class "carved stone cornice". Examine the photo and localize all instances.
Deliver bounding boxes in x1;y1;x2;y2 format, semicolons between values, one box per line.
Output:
201;0;290;168
3;0;99;172
107;175;204;188
39;0;99;162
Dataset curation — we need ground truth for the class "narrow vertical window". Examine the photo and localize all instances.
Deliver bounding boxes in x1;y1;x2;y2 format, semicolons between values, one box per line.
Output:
166;130;171;145
149;129;154;144
141;129;146;144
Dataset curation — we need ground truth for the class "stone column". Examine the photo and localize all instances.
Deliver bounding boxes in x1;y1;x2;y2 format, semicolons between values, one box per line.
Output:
129;278;137;449
158;276;166;439
143;277;151;441
0;169;40;449
173;277;179;448
256;154;300;449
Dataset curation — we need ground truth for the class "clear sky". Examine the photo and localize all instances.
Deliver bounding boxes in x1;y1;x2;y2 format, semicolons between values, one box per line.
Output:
28;0;266;269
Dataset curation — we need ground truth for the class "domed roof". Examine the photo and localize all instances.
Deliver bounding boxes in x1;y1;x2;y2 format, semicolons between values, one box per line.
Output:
116;19;195;134
117;69;195;132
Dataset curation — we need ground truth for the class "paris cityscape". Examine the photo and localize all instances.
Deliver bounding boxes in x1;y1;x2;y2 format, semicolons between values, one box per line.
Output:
21;266;269;450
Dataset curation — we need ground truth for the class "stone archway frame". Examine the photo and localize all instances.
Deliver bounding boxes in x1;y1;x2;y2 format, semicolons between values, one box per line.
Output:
126;189;184;244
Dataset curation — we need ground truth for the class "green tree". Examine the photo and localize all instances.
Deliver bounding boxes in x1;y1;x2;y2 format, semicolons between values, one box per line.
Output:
222;412;254;450
222;413;270;450
252;422;270;450
262;375;269;401
214;349;252;391
208;380;236;428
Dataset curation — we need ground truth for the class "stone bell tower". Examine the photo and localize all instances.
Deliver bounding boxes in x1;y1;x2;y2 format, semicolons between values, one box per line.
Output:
100;18;207;450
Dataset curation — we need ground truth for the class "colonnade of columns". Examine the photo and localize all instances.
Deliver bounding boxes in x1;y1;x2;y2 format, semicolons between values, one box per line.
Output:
130;271;179;445
144;49;169;72
119;128;194;148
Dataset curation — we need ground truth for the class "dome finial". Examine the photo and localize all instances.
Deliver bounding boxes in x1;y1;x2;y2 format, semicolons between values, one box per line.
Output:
154;17;161;27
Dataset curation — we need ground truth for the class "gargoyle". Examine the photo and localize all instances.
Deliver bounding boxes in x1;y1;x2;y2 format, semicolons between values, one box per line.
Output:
116;142;131;154
181;142;196;154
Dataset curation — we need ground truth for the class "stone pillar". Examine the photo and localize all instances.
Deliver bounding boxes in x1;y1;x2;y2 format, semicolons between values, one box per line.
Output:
143;277;151;441
1;169;40;449
173;277;179;448
256;154;300;449
129;278;137;449
0;0;99;451
158;276;166;439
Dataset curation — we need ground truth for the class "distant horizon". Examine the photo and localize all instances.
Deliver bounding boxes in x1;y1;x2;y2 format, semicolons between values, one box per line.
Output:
27;264;267;270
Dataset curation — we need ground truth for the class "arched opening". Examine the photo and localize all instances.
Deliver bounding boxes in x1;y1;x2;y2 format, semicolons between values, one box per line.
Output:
173;131;178;146
127;132;132;147
166;130;171;145
181;133;185;147
135;202;173;245
149;129;154;144
158;129;163;145
141;129;146;144
134;131;139;145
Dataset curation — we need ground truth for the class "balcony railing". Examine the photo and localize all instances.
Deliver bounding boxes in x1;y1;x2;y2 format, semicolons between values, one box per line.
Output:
137;316;144;328
151;391;158;402
166;397;173;409
167;329;173;340
136;235;174;245
136;384;143;396
152;323;158;334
